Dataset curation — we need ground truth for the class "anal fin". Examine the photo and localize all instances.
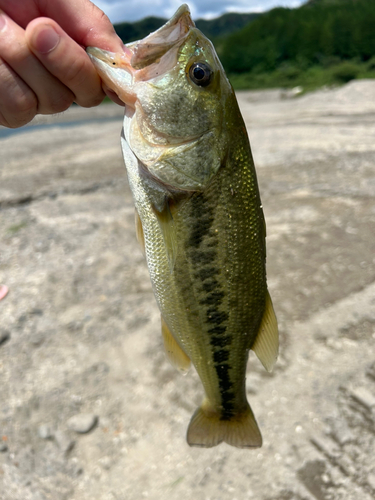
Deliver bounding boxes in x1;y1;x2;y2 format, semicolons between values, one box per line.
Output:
187;399;262;448
153;201;177;273
135;208;145;255
252;290;279;372
161;316;191;374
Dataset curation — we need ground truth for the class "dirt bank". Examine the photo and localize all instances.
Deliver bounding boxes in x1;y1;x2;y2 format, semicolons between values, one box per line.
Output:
1;80;375;500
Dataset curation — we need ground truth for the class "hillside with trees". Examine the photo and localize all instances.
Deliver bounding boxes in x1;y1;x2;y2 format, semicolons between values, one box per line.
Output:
114;12;258;45
219;0;375;89
220;0;375;72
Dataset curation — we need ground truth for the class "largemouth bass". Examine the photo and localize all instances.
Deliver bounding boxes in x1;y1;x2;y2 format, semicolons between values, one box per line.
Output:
87;4;278;448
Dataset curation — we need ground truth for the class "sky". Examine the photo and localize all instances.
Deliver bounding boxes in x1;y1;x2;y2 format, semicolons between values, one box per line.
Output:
92;0;306;23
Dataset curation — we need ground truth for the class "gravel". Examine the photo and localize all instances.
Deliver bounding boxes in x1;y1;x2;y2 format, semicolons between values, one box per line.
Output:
66;414;98;434
1;80;375;500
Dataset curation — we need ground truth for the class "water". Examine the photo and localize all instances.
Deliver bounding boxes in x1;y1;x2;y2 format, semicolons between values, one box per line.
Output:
0;115;121;140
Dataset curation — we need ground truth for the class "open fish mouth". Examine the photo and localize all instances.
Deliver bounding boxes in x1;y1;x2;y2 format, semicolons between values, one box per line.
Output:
86;4;195;104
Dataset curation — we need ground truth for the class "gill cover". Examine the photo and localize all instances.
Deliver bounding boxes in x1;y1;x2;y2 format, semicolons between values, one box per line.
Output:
87;4;233;192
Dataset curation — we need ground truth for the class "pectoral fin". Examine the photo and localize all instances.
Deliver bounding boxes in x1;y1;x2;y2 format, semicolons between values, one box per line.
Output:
251;291;279;372
161;316;191;374
135;208;145;255
153;201;178;273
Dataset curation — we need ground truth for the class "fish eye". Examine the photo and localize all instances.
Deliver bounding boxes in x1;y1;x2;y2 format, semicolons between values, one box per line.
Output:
188;62;213;87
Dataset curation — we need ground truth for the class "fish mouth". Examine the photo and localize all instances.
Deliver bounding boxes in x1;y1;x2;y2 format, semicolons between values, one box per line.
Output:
128;4;194;69
86;4;195;105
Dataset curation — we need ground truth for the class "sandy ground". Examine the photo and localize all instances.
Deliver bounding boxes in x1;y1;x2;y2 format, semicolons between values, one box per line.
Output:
0;80;375;500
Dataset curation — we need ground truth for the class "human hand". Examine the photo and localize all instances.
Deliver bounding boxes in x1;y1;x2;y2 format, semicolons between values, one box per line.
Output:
0;0;124;128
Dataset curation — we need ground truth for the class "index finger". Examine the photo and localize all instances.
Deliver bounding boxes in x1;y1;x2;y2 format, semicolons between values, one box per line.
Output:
26;18;105;108
0;0;124;51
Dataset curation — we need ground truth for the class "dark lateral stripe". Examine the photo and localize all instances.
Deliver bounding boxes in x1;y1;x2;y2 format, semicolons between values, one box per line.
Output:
202;280;219;293
187;216;214;248
199;291;225;306
186;194;215;249
206;310;228;325
221;390;235;405
206;238;219;248
189;249;217;266
208;325;227;335
210;336;231;348
221;407;235;421
215;363;232;393
195;267;219;281
215;363;236;420
213;349;230;364
220;390;235;420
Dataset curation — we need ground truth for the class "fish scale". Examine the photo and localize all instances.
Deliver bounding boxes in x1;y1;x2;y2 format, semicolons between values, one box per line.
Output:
87;3;278;448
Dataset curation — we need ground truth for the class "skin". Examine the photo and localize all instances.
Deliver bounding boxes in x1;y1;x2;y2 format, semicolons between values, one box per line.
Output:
0;285;8;301
0;0;124;128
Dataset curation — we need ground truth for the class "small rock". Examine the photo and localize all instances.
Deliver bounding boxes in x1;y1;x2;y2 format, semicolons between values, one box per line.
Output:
0;442;8;452
55;430;75;454
67;457;84;477
297;459;330;499
67;413;98;434
30;308;43;316
366;362;375;381
311;435;341;459
0;330;10;345
327;417;354;445
30;332;45;346
349;387;375;410
67;321;83;332
38;424;53;440
98;456;112;470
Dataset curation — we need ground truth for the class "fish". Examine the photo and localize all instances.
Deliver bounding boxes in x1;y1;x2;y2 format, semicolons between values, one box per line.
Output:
86;4;278;448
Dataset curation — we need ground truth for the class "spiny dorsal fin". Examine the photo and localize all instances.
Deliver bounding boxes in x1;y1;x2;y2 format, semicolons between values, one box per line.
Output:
251;290;279;372
152;201;177;273
187;399;262;448
161;316;191;374
135;208;145;255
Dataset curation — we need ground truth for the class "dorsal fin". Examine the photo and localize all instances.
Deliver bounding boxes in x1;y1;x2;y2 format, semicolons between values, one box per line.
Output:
251;291;279;372
161;316;191;374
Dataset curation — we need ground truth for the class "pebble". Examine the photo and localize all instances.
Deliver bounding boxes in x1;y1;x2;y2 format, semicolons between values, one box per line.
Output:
0;330;10;345
327;417;354;445
0;442;8;452
68;457;84;477
30;332;45;346
67;413;98;434
366;362;375;381
311;435;341;459
98;456;112;470
38;424;53;440
349;387;375;410
54;431;75;454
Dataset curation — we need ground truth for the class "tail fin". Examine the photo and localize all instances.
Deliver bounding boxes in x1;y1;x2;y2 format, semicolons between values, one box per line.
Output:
186;400;262;448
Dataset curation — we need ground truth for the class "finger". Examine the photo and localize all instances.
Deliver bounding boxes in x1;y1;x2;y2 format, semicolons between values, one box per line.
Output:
0;56;36;128
26;18;105;108
0;0;39;28
0;285;8;301
0;12;74;116
103;85;125;107
0;0;123;51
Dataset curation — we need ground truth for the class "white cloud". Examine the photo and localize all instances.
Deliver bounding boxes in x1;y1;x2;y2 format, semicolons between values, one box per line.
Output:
92;0;306;23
